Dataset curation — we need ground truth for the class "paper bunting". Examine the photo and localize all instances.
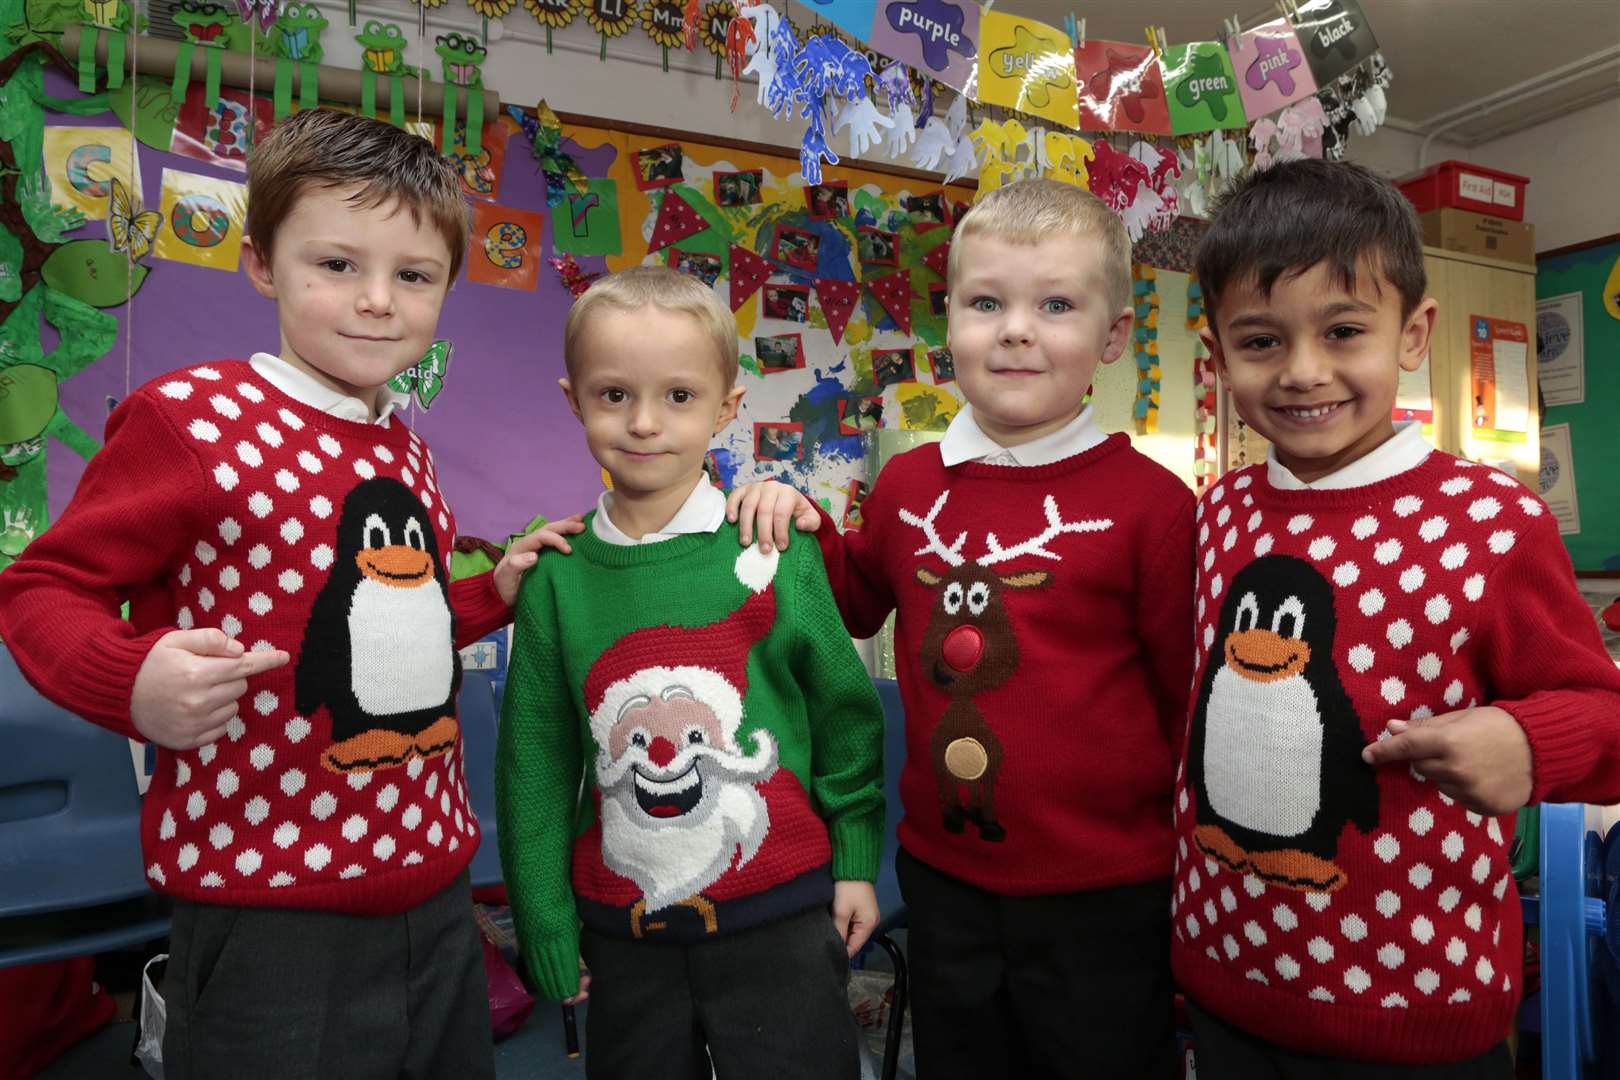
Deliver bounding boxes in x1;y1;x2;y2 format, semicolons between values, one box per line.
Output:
866;270;912;335
649;189;708;251
1075;41;1172;135
1231;17;1318;119
814;278;860;343
1163;41;1248;135
1288;0;1379;87
869;0;980;92
727;243;774;311
922;241;948;279
975;10;1078;130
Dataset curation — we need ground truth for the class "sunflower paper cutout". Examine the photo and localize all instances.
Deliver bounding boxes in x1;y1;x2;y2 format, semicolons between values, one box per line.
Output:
524;0;576;28
468;0;515;16
584;0;636;37
697;0;730;58
640;0;684;50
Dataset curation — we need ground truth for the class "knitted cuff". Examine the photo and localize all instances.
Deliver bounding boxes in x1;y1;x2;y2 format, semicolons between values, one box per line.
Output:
828;810;884;882
78;626;173;739
524;931;583;1003
1505;693;1593;804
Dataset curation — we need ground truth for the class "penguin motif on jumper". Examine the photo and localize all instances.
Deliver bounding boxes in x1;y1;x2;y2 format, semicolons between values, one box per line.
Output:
297;476;461;773
1186;554;1379;892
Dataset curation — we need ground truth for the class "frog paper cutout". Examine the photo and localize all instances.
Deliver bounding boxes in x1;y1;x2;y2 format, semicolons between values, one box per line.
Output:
272;1;327;117
172;1;232;109
77;0;133;92
355;20;425;129
437;31;486;154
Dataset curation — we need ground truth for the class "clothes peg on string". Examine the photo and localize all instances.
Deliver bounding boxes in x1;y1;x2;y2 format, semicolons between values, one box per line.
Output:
1062;13;1076;48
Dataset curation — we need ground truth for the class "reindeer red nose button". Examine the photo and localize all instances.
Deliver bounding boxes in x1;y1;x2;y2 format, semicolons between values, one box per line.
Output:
646;736;677;768
942;625;984;672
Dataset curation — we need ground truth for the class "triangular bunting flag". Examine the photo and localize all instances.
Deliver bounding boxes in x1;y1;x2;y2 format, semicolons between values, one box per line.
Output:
728;244;774;312
922;241;949;280
867;270;913;335
815;279;861;344
649;190;709;252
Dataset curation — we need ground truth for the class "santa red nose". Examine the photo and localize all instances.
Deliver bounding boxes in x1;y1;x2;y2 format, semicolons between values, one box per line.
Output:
942;624;984;672
646;736;678;768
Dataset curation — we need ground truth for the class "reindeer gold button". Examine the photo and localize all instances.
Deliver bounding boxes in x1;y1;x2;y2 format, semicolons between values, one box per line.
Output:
944;737;990;781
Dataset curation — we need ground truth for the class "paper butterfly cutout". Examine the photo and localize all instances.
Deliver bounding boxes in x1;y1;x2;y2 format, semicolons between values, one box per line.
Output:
108;177;160;261
388;339;452;409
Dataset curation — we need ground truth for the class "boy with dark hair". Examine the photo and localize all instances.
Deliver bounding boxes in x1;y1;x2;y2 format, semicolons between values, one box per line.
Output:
0;108;560;1077
1175;158;1620;1077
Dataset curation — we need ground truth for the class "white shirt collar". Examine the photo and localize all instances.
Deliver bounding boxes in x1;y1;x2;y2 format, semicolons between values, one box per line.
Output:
592;475;727;546
1267;421;1432;491
250;353;409;426
938;403;1107;468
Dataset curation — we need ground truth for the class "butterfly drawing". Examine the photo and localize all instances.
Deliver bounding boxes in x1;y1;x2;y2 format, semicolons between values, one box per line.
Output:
388;339;452;409
107;177;161;260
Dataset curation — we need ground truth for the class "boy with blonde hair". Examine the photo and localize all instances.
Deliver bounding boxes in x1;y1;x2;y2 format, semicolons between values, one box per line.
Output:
0;107;559;1078
731;178;1195;1078
498;266;885;1079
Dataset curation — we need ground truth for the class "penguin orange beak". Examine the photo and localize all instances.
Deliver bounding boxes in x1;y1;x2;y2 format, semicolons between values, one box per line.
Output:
358;545;433;587
1225;629;1310;683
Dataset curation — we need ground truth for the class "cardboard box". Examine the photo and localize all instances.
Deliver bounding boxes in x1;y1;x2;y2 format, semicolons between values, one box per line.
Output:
1420;208;1535;265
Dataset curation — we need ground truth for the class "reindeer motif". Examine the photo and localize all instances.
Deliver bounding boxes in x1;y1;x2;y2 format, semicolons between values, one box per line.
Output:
900;491;1112;841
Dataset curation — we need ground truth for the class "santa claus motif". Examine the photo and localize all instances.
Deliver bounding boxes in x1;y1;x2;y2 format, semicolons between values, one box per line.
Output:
585;545;783;935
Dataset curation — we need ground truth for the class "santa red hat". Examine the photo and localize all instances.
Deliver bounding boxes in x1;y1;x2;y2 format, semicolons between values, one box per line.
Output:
585;546;780;749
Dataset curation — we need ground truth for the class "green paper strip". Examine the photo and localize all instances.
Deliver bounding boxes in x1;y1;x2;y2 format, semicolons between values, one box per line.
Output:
300;62;319;108
204;48;222;110
78;26;98;92
361;68;375;117
106;31;125;89
274;57;292;118
171;40;195;104
441;84;457;153
389;73;404;128
661;45;668;73
466;90;482;155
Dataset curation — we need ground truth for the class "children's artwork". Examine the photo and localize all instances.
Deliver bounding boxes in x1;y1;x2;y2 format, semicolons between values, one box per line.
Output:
468;203;544;291
1162;42;1248;135
524;0;580;48
806;181;850;220
755;333;805;373
842;477;868;530
387;339;453;409
770;225;820;271
1288;0;1379;87
814;278;860;344
714;169;763;207
866;270;913;334
728;243;775;311
857;226;899;266
151;168;246;271
640;0;687;52
170;0;231;109
975;10;1079;130
904;192;946;229
169;84;274;172
635;143;685;189
837;395;884;435
353;20;422;130
270;1;327;117
755;421;805;461
1230;18;1319;118
444;119;510;202
869;0;980;92
648;188;709;251
107;178;161;262
762;284;810;322
435;32;489;155
42;127;141;221
1075;41;1173;135
928;346;955;383
668;248;723;286
552;178;622;256
873;347;917;388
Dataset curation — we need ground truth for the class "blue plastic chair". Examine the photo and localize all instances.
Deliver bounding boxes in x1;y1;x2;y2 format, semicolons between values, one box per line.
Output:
854;677;909;1080
0;644;170;968
459;669;505;890
1530;802;1608;1080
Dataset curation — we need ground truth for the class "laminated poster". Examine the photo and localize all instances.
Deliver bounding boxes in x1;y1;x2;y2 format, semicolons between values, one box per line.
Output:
151;168;247;272
869;0;980;93
1538;422;1580;535
468;202;544;291
1468;315;1530;439
1228;18;1318;119
43;127;143;221
975;10;1079;130
1074;41;1171;135
1535;292;1585;407
1161;42;1247;135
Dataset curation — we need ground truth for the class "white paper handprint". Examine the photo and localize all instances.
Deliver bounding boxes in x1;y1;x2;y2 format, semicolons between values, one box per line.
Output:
835;96;895;159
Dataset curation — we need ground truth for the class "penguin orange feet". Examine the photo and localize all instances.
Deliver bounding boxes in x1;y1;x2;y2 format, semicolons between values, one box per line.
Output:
1192;824;1249;874
322;729;417;773
413;717;459;760
1247;848;1348;893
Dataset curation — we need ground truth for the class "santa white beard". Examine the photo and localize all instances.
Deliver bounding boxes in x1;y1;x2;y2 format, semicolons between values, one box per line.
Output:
598;734;778;912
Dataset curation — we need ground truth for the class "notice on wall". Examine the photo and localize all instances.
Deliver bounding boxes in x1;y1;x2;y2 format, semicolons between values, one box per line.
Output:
1536;292;1586;407
1469;314;1530;439
1539;422;1581;535
1394;350;1435;427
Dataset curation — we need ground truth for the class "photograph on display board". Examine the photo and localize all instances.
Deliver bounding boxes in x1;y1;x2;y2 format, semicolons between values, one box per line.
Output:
714;169;763;207
842;478;869;530
770;224;821;271
755;422;805;462
928;347;956;383
838;396;885;435
667;248;724;287
928;283;948;315
634;143;685;189
806;181;850;219
755;333;806;373
762;284;811;323
857;225;900;266
873;348;918;388
905;192;946;227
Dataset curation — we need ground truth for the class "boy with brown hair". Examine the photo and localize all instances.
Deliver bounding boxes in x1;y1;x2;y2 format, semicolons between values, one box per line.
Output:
1175;158;1620;1077
730;178;1196;1078
0;107;556;1077
497;265;885;1079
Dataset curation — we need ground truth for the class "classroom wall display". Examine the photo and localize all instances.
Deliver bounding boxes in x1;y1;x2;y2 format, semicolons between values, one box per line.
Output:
1537;235;1620;571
